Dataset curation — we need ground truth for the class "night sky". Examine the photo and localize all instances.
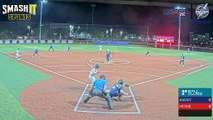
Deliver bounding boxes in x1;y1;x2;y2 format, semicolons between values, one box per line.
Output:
0;0;213;38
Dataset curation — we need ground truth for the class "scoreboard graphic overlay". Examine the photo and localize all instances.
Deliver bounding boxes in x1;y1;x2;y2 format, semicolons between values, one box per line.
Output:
178;88;212;117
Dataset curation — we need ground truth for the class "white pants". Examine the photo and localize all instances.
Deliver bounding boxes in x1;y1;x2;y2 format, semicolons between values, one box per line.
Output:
89;74;96;83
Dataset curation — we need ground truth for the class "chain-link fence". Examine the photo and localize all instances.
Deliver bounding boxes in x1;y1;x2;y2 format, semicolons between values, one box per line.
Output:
0;22;148;41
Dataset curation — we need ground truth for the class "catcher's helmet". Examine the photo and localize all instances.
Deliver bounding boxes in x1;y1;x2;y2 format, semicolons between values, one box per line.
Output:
118;79;124;85
100;75;105;79
95;64;100;68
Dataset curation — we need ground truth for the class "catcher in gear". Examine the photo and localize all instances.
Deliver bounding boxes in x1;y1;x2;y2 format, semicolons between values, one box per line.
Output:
109;79;130;101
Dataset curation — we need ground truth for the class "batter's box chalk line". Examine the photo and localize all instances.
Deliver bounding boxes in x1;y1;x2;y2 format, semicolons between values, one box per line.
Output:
89;58;130;65
74;84;141;115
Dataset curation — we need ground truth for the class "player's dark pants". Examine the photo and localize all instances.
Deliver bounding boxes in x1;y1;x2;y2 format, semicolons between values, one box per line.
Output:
33;52;39;56
109;90;122;98
83;88;112;108
49;47;54;51
180;59;184;65
106;55;110;62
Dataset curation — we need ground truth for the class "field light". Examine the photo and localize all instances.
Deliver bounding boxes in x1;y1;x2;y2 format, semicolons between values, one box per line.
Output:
174;6;186;50
41;0;48;3
39;0;48;40
175;6;186;10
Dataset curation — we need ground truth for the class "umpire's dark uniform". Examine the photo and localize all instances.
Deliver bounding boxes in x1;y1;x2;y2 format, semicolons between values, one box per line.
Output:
83;75;112;109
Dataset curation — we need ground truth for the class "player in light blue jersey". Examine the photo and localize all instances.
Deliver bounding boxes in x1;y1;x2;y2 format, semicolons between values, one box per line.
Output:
83;75;113;109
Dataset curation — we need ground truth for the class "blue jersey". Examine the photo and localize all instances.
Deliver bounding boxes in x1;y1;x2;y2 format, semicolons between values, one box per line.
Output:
109;83;124;96
106;51;111;60
50;44;53;48
93;79;107;90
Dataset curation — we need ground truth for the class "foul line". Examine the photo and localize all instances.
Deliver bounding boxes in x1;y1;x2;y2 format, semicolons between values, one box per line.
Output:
75;110;140;115
86;63;93;68
187;65;211;76
129;86;141;114
1;51;87;86
74;84;89;111
131;62;212;87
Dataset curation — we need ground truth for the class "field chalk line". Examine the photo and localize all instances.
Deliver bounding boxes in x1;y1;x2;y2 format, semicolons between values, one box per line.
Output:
129;86;141;114
187;65;211;76
74;84;89;111
1;51;87;86
86;63;93;68
131;62;212;87
74;84;141;115
75;110;141;115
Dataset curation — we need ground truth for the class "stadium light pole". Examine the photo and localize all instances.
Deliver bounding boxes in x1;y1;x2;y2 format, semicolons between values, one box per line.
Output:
91;4;96;26
175;6;186;50
39;0;48;40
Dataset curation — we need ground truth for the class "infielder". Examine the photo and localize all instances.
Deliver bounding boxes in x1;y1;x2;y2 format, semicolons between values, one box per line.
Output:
179;54;185;66
109;79;129;101
98;45;103;53
67;45;72;52
83;75;113;109
89;64;100;83
145;51;150;56
49;44;54;51
15;48;21;60
106;49;111;63
32;48;40;57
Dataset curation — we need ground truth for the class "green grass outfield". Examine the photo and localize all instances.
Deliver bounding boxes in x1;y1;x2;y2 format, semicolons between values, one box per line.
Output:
0;44;212;120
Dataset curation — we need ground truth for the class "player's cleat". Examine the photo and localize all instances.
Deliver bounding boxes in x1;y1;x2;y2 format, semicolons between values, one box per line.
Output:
107;106;113;110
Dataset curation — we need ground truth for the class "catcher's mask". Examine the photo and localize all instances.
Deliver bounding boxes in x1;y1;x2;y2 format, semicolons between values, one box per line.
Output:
118;79;124;85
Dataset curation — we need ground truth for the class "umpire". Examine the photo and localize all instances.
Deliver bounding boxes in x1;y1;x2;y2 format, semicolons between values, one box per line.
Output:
83;75;113;109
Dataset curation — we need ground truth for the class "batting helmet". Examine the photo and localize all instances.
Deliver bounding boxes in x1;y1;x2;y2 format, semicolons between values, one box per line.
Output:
118;79;124;85
100;75;105;80
95;64;100;69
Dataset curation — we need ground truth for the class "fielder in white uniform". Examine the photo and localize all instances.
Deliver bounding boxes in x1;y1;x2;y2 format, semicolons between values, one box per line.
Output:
89;64;100;83
98;45;103;53
15;48;21;60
